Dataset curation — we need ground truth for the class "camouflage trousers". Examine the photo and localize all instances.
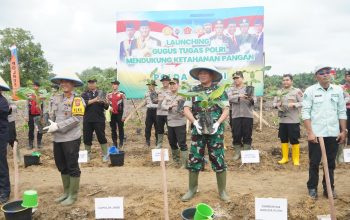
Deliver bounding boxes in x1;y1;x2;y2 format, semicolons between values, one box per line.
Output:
188;125;227;172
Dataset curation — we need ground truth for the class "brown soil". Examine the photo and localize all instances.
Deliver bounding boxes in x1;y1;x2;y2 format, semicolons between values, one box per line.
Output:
3;111;350;220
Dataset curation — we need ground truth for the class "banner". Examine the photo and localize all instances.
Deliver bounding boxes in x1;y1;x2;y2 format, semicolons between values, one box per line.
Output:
10;45;20;98
116;7;264;98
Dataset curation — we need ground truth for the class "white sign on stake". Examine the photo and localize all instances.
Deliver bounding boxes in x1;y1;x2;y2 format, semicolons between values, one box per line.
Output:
78;150;88;163
241;150;260;164
255;198;287;220
317;215;331;220
152;149;169;162
95;197;124;219
343;148;350;162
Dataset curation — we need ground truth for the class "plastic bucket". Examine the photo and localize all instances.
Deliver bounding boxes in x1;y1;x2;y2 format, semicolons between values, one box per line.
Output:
21;190;38;208
181;207;196;220
24;155;40;168
110;151;125;166
108;146;119;155
1;200;32;220
194;203;214;220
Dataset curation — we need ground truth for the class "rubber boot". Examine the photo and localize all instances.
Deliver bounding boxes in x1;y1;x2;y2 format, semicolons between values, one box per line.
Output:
55;174;70;203
28;140;34;150
232;145;241;161
61;176;80;206
292;144;300;166
243;144;252;150
156;134;164;149
85;144;92;161
180;151;188;169
278;143;289;164
171;149;180;164
216;171;230;201
181;171;199;202
336;144;344;164
100;144;108;162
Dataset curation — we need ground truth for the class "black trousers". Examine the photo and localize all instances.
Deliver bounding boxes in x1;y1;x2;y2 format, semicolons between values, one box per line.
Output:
8;121;17;147
28;114;42;143
0;138;10;198
347;109;350;144
278;123;300;144
83;121;107;145
167;125;187;151
53;138;81;177
156;115;167;135
110;113;124;146
231;117;253;145
307;137;338;191
145;108;157;141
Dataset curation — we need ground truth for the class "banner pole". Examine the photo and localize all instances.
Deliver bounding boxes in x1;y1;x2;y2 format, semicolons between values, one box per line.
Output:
259;97;263;130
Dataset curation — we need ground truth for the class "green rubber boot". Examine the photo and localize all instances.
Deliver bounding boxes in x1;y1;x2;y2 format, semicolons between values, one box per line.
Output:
243;144;252;150
85;144;92;161
180;151;188;169
232;145;241;161
216;171;230;201
181;171;199;202
55;174;70;203
156;134;164;149
61;176;80;206
100;144;108;162
171;149;180;164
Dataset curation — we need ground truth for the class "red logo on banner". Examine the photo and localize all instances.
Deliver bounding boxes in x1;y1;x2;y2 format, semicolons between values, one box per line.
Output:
183;27;192;34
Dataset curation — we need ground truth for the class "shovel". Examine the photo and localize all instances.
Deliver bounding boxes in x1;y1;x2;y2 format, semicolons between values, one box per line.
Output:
318;137;336;220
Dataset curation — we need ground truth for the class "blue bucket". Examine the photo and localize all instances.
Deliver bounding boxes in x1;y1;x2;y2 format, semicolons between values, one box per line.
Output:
108;146;119;155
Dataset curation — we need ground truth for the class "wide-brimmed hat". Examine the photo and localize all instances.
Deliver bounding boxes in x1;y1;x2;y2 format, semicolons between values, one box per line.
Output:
146;79;157;86
0;76;10;91
314;65;331;74
51;72;84;87
189;64;223;82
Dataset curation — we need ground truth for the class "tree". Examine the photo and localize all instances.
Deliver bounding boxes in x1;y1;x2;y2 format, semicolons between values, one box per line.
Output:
78;67;117;93
0;28;52;87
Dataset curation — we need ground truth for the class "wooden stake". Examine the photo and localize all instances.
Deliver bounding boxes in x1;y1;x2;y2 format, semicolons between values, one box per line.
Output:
318;137;337;220
13;141;19;200
160;149;169;220
124;100;145;124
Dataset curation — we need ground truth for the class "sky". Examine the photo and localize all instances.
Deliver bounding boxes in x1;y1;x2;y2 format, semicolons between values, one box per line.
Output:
0;0;350;75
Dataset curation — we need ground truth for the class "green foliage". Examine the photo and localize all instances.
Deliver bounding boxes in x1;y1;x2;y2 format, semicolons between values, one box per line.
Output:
266;90;289;99
0;28;52;87
177;83;230;111
78;67;117;94
243;66;271;86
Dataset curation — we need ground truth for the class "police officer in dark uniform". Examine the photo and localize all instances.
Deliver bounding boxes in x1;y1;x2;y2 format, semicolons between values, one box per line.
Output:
81;79;109;161
0;76;11;204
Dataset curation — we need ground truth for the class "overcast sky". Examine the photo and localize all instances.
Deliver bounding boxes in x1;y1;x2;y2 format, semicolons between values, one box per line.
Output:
1;0;350;75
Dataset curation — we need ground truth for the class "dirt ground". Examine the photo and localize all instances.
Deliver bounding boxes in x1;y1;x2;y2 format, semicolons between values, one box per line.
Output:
2;109;350;220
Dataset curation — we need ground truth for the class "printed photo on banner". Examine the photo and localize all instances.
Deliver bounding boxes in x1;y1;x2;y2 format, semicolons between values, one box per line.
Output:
116;7;264;98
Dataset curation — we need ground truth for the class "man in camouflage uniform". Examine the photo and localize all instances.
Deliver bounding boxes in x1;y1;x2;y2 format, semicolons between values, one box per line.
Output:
144;80;158;146
182;64;230;201
273;74;303;165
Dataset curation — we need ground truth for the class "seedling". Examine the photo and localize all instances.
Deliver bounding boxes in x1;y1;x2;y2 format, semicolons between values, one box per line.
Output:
178;83;230;134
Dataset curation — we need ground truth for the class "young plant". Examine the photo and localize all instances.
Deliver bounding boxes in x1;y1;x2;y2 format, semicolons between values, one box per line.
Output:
242;66;271;96
177;83;231;134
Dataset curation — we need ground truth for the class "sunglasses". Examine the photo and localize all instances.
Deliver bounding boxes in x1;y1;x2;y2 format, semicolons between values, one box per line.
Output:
317;69;331;75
